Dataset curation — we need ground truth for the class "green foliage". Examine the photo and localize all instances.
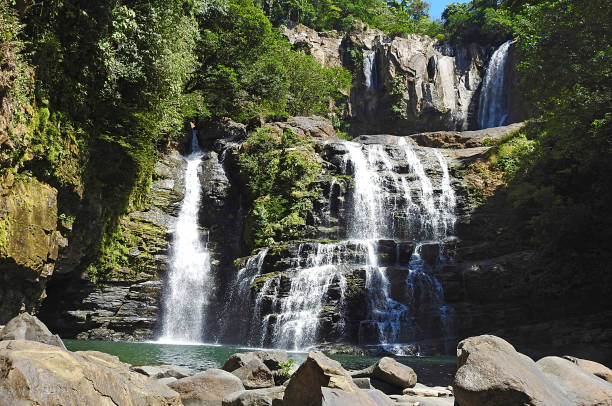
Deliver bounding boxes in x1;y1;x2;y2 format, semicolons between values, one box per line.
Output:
441;0;515;45
275;360;297;384
239;127;322;248
389;75;408;119
194;0;351;123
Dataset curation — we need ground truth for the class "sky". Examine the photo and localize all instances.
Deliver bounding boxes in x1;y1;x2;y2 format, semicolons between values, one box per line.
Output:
428;0;471;20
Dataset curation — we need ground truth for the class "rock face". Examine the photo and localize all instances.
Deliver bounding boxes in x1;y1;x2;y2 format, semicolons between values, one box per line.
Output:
283;351;359;406
0;340;181;405
169;369;245;406
0;173;64;324
0;312;65;349
282;25;523;136
453;335;572;406
39;150;185;340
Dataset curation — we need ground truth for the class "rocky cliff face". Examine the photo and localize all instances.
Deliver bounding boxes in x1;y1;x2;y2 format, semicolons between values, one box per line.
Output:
39;151;185;340
283;25;526;135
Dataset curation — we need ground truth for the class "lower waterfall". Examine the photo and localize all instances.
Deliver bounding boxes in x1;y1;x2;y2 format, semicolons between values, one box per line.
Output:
158;133;211;343
220;136;458;352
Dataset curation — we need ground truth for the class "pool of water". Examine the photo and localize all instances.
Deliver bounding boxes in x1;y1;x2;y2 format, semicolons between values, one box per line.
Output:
64;340;456;386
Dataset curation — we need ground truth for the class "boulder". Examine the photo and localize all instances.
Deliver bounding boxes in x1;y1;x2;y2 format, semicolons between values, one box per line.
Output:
231;359;275;389
395;394;454;406
222;386;285;406
283;351;359;406
158;377;179;385
351;357;417;390
536;356;612;406
0;313;66;350
223;350;289;372
403;383;453;398
169;368;245;406
0;340;181;405
563;355;612;383
353;377;373;389
132;364;193;379
453;335;571;406
321;387;394;406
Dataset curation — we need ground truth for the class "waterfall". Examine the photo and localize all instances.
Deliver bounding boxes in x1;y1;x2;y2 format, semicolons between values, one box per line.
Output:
478;40;512;129
159;133;211;343
222;137;458;352
363;50;378;90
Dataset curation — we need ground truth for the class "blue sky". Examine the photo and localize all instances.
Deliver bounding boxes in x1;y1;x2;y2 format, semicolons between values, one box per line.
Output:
428;0;471;20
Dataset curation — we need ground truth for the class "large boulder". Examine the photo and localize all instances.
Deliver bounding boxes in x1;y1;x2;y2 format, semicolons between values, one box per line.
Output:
222;386;285;406
132;364;193;379
563;355;612;383
536;356;612;406
351;357;417;393
0;340;181;405
453;335;571;406
321;387;394;406
169;369;245;406
283;351;359;406
0;312;66;350
223;350;289;372
231;359;275;389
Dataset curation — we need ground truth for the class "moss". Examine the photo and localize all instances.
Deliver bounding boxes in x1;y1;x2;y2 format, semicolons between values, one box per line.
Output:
0;213;12;252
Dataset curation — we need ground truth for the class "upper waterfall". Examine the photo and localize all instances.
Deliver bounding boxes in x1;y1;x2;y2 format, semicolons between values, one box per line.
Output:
158;132;211;343
478;40;513;129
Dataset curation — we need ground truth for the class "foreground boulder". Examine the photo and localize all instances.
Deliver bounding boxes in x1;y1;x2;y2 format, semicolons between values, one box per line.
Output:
321;387;394;406
222;386;285;406
563;355;612;383
231;358;275;389
453;335;571;406
283;351;359;406
0;312;66;349
0;340;181;405
169;368;244;406
351;357;417;394
536;356;612;406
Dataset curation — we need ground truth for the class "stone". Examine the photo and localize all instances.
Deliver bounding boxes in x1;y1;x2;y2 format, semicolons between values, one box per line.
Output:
403;383;453;397
320;387;394;406
395;394;454;406
0;340;181;405
536;356;612;406
198;117;247;143
223;350;289;372
158;377;179;385
132;364;193;379
351;357;417;390
169;368;245;406
353;377;373;389
453;335;571;406
231;359;275;389
222;386;285;406
283;351;359;406
563;355;612;383
0;312;66;350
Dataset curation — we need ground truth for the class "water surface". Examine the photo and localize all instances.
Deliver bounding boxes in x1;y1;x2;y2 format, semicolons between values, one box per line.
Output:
64;340;456;386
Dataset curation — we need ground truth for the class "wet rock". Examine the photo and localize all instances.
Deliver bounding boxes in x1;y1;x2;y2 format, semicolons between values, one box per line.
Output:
0;313;65;350
0;340;181;405
231;359;275;389
283;351;359;406
169;369;245;406
351;357;417;391
563;355;612;383
453;335;571;406
222;386;285;406
131;364;193;379
536;356;612;406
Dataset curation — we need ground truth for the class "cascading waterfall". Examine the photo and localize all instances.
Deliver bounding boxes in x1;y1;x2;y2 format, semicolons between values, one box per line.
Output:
478;40;513;129
159;133;211;343
363;50;379;90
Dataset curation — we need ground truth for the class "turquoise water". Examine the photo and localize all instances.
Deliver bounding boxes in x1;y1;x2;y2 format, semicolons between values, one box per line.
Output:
64;340;456;386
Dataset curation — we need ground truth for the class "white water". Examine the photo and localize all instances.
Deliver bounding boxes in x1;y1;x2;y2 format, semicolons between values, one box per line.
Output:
159;134;210;343
478;40;512;129
364;50;378;90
